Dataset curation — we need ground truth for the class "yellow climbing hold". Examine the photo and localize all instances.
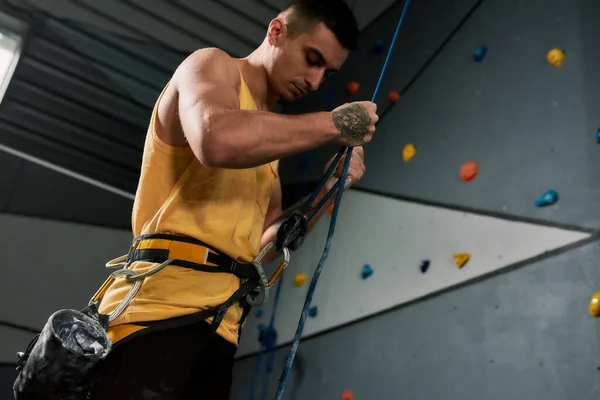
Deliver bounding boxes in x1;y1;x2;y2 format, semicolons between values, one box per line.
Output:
547;48;565;66
402;143;416;162
589;292;600;317
294;273;308;287
453;253;470;269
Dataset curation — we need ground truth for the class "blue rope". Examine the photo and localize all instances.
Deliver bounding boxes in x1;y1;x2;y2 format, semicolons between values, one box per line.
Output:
272;2;412;398
248;271;285;400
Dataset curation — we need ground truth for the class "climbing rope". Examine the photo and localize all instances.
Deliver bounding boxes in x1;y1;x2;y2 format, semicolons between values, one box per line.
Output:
272;1;413;398
248;271;285;400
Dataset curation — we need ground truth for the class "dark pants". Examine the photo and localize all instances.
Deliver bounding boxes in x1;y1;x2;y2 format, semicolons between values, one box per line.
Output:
87;320;237;400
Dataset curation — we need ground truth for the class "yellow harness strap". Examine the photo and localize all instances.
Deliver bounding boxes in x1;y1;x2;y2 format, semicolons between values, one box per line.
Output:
108;324;148;344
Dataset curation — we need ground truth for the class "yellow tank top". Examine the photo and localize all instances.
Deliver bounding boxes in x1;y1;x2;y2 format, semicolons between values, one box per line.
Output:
97;70;279;346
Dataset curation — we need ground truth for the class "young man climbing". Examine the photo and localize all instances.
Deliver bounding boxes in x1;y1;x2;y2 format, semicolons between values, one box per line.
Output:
88;0;378;398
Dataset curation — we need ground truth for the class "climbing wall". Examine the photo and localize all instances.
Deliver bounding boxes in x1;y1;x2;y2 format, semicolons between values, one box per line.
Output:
233;0;600;399
237;190;589;358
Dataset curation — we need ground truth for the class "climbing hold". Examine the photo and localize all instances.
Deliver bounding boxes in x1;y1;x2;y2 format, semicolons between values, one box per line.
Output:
308;306;318;317
388;91;401;103
547;48;565;66
361;264;373;279
535;189;558;207
590;292;600;317
453;253;470;269
472;45;488;62
293;273;308;287
420;260;430;273
328;203;334;215
596;128;600;144
258;324;277;350
256;309;264;318
459;161;479;182
402;143;416;162
373;39;386;54
346;81;360;95
341;390;354;400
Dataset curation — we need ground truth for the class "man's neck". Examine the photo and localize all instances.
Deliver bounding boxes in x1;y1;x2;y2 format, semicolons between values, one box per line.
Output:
237;49;279;111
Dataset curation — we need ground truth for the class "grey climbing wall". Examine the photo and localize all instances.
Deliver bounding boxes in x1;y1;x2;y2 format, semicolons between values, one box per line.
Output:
280;0;600;231
233;0;600;399
233;240;600;400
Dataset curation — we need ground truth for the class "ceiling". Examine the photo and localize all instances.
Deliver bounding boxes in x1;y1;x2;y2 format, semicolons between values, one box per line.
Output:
7;0;397;57
0;0;398;199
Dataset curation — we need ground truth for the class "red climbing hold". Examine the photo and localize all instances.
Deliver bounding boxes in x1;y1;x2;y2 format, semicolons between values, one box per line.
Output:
346;81;360;95
388;91;401;103
341;390;354;400
459;161;479;182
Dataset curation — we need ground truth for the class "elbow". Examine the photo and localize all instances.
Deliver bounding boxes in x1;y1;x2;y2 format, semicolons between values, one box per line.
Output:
195;121;230;168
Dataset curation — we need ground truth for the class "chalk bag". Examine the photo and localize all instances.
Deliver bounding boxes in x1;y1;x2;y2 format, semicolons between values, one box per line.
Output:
13;306;111;400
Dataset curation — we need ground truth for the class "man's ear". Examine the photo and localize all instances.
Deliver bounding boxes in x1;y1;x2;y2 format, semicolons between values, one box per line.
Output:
267;18;286;46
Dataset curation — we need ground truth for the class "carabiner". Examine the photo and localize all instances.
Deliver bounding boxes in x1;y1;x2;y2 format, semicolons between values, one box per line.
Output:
245;242;291;307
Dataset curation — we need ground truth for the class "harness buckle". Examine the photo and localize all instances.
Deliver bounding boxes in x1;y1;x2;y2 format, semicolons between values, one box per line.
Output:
245;242;290;307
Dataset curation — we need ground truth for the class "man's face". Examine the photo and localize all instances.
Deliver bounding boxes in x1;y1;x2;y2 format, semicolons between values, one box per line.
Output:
266;20;349;103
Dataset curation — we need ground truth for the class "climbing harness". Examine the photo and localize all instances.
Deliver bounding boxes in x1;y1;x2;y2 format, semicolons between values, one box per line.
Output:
13;233;291;400
272;1;413;398
14;1;411;397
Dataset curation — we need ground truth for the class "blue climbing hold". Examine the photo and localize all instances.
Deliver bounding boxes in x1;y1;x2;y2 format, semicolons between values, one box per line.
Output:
258;324;277;349
374;39;386;54
420;260;430;273
596;128;600;144
361;264;374;279
308;306;318;317
473;45;488;62
256;309;264;318
535;189;559;207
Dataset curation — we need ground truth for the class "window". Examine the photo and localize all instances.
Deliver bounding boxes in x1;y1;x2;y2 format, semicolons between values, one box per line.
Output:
0;10;26;104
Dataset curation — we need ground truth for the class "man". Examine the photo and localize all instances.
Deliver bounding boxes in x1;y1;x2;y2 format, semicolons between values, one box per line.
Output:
87;0;378;398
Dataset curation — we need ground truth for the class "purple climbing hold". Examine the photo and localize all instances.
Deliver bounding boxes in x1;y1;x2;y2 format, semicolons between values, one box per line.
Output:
308;306;318;317
420;260;430;273
361;264;373;279
473;45;488;62
535;189;558;207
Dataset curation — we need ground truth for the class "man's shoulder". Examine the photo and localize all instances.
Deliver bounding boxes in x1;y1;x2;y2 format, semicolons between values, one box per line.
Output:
174;47;240;84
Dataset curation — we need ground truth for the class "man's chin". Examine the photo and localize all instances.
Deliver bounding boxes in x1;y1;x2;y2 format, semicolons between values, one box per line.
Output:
279;93;298;103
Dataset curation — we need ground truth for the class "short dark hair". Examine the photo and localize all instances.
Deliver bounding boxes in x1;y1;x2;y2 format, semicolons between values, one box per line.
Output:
280;0;359;50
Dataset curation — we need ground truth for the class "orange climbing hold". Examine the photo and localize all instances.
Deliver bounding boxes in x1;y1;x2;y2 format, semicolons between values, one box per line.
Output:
460;161;479;182
341;390;354;400
328;203;334;215
346;81;360;95
388;91;401;103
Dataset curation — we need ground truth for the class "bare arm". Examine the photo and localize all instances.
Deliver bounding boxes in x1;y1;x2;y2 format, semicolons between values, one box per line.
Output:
174;48;341;169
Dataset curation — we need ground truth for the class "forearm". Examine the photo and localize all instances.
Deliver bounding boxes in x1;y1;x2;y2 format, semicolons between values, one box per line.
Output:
200;110;339;169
